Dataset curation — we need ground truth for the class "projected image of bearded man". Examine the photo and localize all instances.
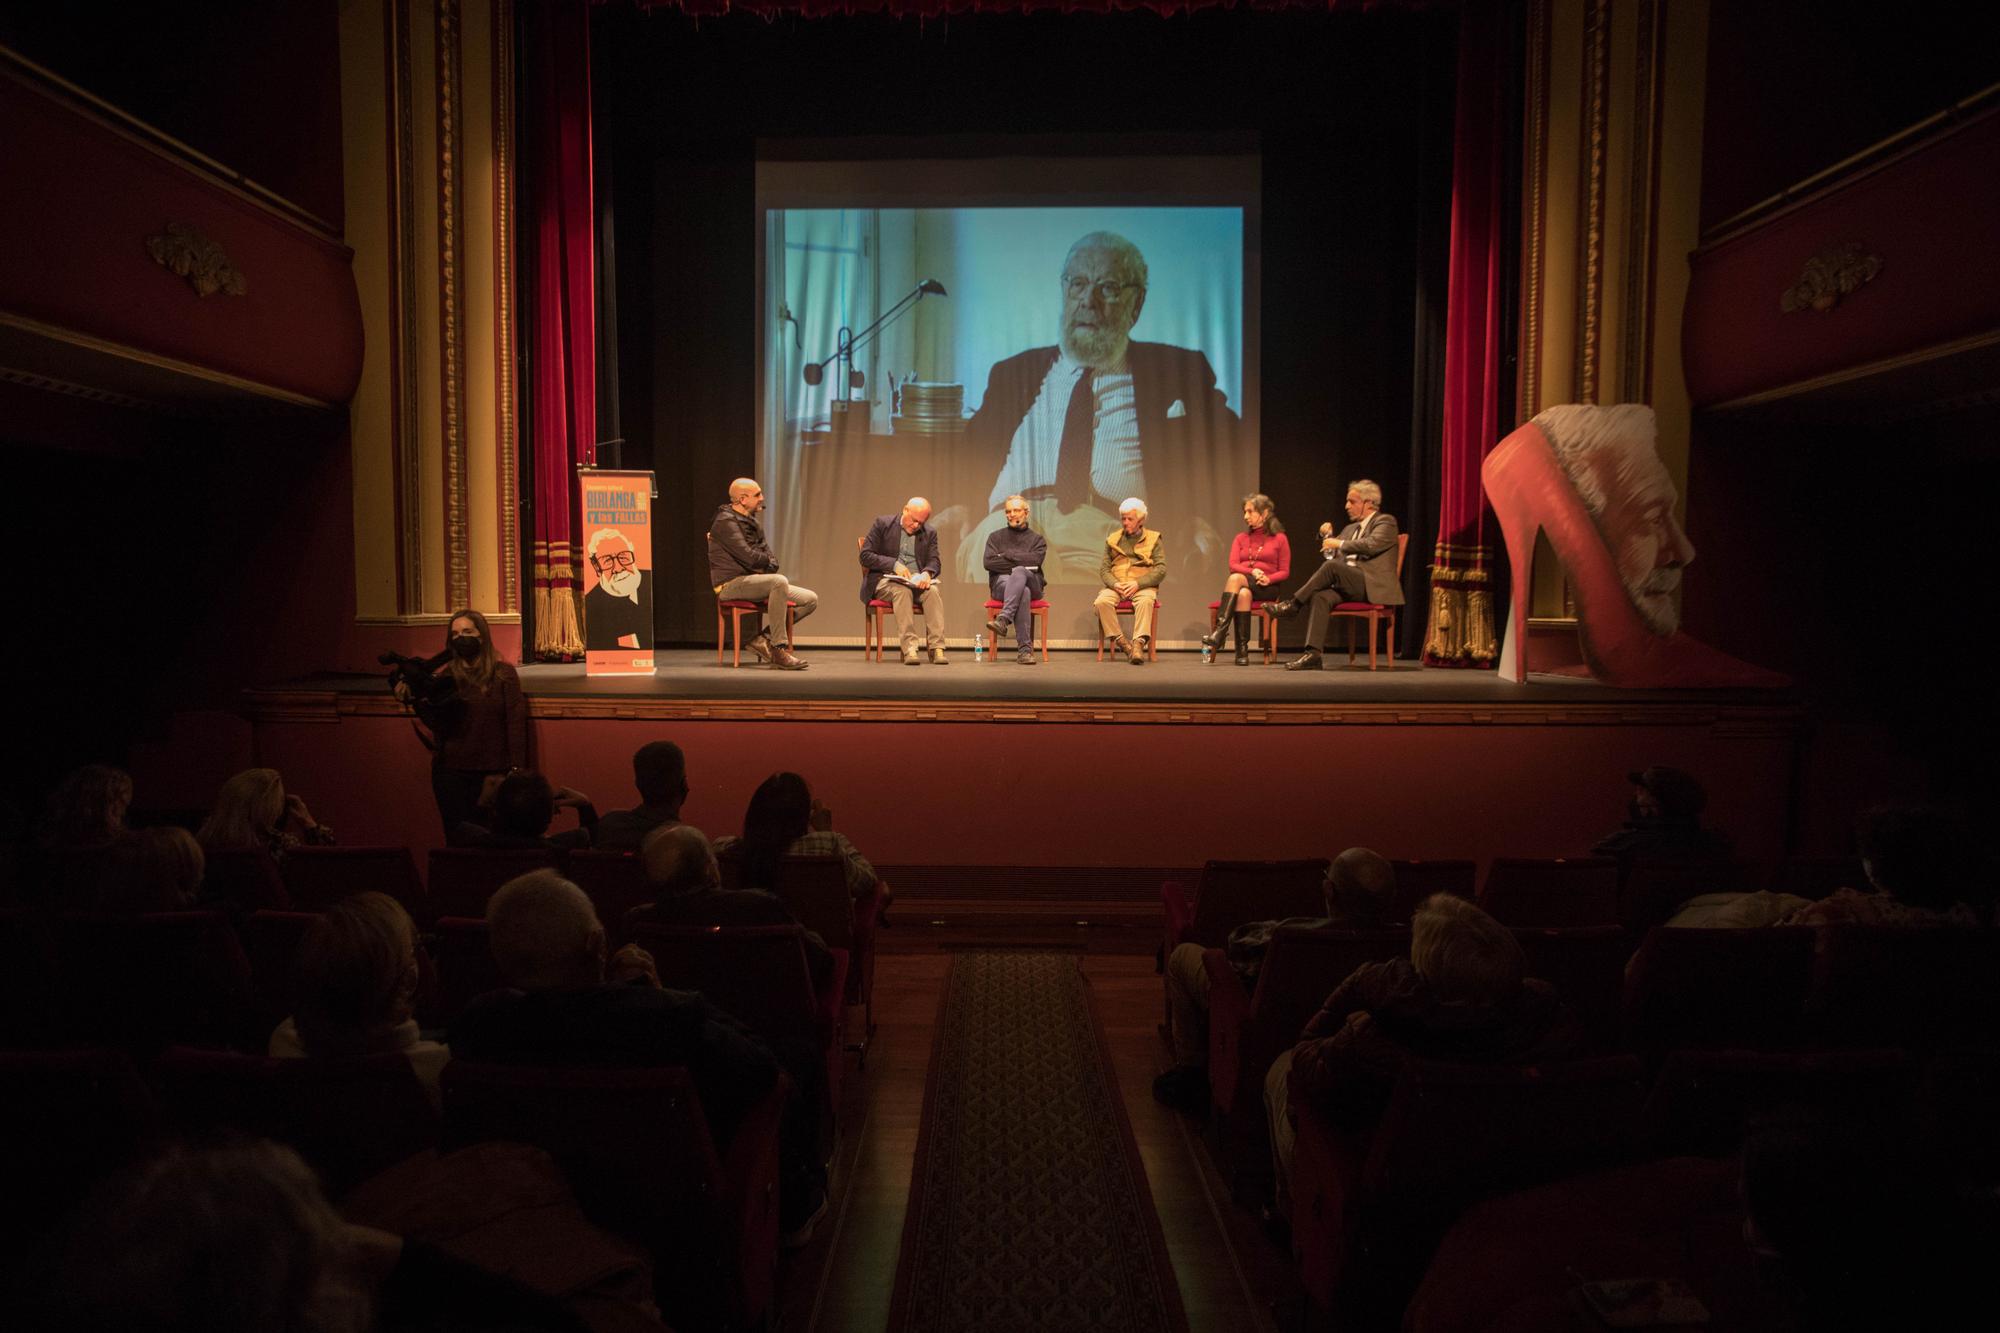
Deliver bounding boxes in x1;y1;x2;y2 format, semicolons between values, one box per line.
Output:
957;231;1240;585
583;528;652;650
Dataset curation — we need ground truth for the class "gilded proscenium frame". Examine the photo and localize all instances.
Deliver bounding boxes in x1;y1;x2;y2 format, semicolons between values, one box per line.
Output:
493;0;519;615
387;0;423;615
437;0;470;613
1572;0;1611;404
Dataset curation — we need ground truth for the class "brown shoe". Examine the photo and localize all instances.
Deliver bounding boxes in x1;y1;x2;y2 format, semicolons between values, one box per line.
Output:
1111;635;1134;660
929;646;950;665
745;632;774;664
1128;636;1148;665
771;644;809;670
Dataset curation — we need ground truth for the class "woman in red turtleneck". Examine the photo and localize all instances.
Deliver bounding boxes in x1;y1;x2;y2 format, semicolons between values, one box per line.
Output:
1200;494;1292;664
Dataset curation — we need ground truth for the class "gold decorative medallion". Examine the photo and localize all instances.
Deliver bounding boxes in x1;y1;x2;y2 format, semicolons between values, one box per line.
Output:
146;222;247;296
1780;243;1882;313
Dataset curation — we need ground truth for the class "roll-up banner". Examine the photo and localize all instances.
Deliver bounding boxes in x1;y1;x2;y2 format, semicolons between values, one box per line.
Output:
579;469;656;677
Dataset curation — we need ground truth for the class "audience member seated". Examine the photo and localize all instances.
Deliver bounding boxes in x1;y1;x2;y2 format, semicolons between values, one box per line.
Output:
1739;1107;1999;1331
632;823;835;990
1671;804;1988;929
1591;765;1731;867
269;891;449;1108
1153;847;1397;1112
1268;893;1581;1196
36;763;134;906
715;771;880;903
453;772;598;851
590;740;688;853
198;767;335;862
450;870;826;1243
88;826;205;913
41;1139;597;1333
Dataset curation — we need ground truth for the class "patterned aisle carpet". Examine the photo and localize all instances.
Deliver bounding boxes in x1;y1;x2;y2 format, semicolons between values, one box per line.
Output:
888;951;1188;1332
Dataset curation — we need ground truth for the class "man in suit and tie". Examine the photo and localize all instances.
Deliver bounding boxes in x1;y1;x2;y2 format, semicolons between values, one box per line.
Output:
859;497;948;665
955;231;1241;585
1267;479;1405;670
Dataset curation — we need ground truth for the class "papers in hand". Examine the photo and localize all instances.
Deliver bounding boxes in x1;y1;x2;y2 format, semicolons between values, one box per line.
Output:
878;573;930;589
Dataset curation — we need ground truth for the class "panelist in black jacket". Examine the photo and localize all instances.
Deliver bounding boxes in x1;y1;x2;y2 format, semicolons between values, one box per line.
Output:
1267;478;1405;671
858;498;947;665
708;477;817;670
957;231;1242;585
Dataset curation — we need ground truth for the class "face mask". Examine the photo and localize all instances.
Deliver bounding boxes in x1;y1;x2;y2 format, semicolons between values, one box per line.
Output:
451;635;482;661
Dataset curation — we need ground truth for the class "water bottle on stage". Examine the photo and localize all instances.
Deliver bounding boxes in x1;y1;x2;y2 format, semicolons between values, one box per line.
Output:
973;632;987;663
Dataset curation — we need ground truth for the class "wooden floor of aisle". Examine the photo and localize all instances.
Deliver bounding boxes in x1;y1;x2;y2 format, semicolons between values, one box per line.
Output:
775;939;1302;1332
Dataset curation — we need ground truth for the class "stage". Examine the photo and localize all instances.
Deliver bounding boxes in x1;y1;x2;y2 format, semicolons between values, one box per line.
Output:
234;651;1803;924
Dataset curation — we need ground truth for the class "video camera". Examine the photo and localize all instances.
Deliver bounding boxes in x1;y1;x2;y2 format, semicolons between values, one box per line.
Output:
379;650;465;743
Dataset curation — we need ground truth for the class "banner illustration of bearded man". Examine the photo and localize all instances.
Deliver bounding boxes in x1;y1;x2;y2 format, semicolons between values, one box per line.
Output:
583;526;651;651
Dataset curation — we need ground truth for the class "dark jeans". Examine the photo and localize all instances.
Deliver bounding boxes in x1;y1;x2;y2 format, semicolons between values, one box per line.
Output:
988;567;1045;648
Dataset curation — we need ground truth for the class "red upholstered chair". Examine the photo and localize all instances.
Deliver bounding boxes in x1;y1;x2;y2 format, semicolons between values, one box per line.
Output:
424;847;560;925
151;1047;441;1199
280;845;426;917
1915;1048;2000;1187
632;922;848;1142
240;909;320;1036
863;597;931;662
201;846;289;911
1386;859;1477;924
1206;598;1278;664
710;530;797;667
0;908;56;1046
982;597;1052;662
1477;856;1619;927
1621;926;1817;1059
564;850;654;946
1161;859;1332;960
1325;532;1411;669
1807;925;2000;1050
430;916;503;1026
1289;1054;1648;1325
0;1049;160;1261
52;911;257;1053
1641;1047;1920;1159
441;1061;786;1331
1204;925;1411;1194
761;854;884;1067
1095;597;1161;659
1511;925;1634;1053
1618;858;1762;933
1769;854;1867;901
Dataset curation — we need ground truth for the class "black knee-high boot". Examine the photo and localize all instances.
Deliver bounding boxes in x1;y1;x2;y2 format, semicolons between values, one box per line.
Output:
1200;591;1237;651
1232;610;1253;664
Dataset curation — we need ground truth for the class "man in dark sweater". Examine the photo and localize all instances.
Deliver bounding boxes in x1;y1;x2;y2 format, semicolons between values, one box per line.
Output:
708;478;817;670
982;494;1049;664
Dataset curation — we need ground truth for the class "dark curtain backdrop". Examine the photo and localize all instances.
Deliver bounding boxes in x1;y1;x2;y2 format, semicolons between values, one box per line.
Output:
592;7;1459;645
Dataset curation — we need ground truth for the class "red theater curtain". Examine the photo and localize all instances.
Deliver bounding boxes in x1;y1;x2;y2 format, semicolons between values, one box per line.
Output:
1421;0;1503;668
527;0;597;660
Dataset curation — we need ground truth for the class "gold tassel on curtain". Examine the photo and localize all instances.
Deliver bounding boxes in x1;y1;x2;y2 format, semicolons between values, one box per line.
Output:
532;541;585;659
1422;552;1498;666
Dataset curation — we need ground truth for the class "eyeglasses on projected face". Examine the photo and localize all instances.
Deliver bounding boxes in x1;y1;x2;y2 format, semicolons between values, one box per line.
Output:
591;549;637;572
1060;275;1142;303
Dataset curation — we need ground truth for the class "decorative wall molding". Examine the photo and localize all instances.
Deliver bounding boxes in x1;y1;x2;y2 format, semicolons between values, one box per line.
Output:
1778;242;1882;314
1518;0;1551;423
1572;0;1610;404
386;0;424;617
493;0;519;615
145;221;247;297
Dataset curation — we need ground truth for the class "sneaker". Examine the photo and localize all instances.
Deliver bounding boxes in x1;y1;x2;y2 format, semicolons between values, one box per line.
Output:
902;648;922;666
1017;646;1036;665
779;1190;829;1249
986;614;1011;639
745;632;774;664
1150;1065;1208;1113
771;645;810;670
929;646;950;665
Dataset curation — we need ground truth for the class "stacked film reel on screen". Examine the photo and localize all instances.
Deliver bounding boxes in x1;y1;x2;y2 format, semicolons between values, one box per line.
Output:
895;381;966;435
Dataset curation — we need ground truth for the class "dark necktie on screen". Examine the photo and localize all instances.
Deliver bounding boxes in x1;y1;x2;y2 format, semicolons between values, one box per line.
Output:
1053;367;1095;512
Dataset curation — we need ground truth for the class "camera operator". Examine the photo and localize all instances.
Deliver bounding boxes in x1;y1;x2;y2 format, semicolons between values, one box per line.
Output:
395;609;526;841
